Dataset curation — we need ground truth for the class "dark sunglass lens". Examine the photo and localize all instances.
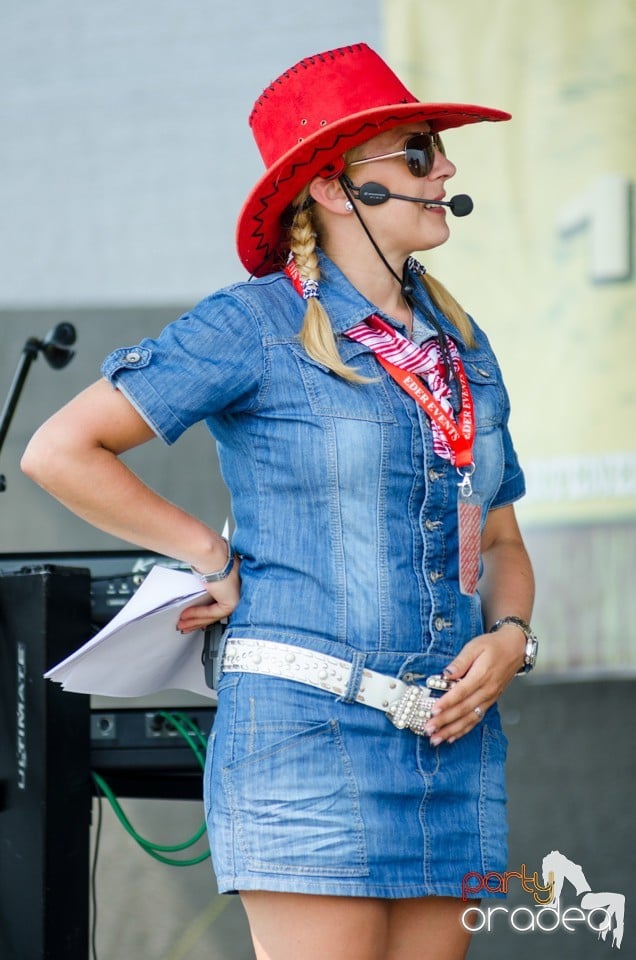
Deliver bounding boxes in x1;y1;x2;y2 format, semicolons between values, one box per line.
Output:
405;133;445;176
404;134;432;177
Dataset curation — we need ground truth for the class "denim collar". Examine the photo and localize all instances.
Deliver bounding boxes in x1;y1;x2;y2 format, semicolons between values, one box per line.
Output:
315;250;467;348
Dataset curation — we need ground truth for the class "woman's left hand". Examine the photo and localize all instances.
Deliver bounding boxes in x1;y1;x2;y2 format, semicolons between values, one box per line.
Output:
424;502;535;746
423;623;525;745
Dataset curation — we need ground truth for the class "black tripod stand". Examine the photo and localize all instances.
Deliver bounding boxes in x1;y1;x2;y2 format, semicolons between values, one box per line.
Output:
0;322;76;491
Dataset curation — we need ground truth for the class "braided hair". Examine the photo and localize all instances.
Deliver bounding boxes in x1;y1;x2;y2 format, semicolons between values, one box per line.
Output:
286;183;475;382
288;186;370;383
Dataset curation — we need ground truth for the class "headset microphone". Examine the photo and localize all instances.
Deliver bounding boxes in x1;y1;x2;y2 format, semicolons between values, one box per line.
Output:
355;182;473;217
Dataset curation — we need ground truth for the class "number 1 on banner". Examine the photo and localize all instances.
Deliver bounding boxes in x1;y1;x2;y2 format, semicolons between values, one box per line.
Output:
557;173;632;282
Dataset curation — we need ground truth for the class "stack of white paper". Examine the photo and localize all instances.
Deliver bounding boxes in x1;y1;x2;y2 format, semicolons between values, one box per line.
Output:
45;564;215;699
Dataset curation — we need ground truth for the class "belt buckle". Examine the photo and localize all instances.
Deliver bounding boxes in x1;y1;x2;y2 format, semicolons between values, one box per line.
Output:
386;683;436;736
386;674;455;736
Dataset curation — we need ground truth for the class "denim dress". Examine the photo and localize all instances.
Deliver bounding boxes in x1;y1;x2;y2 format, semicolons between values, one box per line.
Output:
102;254;525;898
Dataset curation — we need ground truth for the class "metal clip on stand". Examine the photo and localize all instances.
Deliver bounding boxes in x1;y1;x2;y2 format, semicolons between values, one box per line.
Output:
0;322;76;491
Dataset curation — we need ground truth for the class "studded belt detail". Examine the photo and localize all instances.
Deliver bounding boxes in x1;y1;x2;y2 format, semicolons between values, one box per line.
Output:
222;637;454;736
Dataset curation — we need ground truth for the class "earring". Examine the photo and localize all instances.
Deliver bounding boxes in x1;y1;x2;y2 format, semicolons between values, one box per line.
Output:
344;200;354;212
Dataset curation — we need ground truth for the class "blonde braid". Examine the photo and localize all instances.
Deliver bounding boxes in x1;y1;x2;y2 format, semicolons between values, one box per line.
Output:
289;189;370;384
286;186;475;378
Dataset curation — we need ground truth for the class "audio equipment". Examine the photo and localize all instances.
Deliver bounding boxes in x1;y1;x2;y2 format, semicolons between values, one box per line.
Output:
0;552;216;794
1;549;174;625
0;564;91;959
349;181;474;216
0;324;77;492
0;557;215;957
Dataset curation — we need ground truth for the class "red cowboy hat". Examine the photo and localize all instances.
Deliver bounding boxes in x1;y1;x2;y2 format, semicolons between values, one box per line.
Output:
236;43;511;277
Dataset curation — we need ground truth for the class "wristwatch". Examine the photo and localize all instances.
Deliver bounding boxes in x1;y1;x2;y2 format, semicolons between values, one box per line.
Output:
489;616;538;674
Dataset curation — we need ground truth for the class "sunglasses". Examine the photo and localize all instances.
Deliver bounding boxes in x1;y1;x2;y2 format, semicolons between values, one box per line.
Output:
347;132;446;178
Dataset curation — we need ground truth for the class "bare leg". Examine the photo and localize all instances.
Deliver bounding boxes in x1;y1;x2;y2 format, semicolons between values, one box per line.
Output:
386;897;474;960
240;891;474;960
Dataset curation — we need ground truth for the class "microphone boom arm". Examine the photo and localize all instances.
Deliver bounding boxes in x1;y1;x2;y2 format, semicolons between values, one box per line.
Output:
0;323;76;492
348;180;473;216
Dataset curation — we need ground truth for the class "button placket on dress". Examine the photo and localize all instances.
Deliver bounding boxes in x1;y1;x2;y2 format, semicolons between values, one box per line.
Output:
417;401;454;648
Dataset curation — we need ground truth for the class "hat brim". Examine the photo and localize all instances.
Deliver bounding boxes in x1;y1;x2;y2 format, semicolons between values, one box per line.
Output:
236;101;510;276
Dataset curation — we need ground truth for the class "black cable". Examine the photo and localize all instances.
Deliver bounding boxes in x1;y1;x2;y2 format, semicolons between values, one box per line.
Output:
340;175;405;289
340;174;458;396
91;785;103;960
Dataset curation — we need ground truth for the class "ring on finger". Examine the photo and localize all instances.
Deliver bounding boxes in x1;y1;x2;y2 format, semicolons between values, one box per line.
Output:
474;705;484;720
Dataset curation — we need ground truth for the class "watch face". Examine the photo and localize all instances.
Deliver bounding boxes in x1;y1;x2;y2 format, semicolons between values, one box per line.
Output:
525;636;538;669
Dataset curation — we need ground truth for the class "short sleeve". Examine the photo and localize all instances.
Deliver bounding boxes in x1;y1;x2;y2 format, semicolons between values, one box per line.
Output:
489;372;526;508
466;318;526;511
100;290;265;444
491;422;526;509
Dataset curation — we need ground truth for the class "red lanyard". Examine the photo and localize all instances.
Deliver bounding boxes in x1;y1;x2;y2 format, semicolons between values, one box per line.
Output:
282;260;476;471
363;315;476;470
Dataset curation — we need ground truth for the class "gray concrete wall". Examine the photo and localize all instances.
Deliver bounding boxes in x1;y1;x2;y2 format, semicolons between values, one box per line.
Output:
0;3;381;553
2;1;381;307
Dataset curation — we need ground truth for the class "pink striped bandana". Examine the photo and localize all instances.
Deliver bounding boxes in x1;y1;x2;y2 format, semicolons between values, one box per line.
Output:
345;321;461;463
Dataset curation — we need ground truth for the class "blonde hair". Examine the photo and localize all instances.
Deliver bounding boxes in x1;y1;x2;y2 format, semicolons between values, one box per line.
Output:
287;184;475;384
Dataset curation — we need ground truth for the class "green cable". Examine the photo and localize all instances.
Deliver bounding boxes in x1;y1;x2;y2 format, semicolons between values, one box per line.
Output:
91;710;212;866
91;771;208;852
160;710;209;765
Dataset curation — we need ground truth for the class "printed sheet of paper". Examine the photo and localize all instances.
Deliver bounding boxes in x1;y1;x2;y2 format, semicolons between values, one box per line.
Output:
44;565;215;699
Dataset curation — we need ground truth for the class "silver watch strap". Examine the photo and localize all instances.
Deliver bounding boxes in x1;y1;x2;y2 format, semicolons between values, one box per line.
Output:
191;536;234;583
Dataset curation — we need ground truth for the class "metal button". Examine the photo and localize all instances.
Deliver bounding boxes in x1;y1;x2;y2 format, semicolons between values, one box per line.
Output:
428;468;441;481
430;571;443;583
125;350;141;363
434;617;445;631
425;519;441;531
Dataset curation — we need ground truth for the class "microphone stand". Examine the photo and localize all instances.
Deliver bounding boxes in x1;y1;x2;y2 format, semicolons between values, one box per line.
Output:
0;324;76;492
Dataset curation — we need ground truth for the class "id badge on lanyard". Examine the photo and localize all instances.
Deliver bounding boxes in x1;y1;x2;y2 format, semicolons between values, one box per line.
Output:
457;469;481;596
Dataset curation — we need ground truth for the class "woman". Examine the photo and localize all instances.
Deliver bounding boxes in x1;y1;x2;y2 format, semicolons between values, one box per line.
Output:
22;43;535;960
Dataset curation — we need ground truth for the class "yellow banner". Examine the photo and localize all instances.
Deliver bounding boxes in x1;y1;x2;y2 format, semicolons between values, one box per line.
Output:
385;0;636;527
385;0;636;675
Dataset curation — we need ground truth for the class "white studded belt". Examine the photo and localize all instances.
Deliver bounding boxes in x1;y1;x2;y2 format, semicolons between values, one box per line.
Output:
221;637;455;736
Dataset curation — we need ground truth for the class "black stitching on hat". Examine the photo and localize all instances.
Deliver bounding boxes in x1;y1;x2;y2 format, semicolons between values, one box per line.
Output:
246;104;495;266
246;111;422;264
251;44;368;120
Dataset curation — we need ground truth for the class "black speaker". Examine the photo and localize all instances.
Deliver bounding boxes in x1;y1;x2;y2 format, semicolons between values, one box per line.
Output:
0;565;91;960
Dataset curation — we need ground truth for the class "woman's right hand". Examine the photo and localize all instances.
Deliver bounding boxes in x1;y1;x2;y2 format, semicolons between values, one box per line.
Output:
177;556;241;633
22;380;243;629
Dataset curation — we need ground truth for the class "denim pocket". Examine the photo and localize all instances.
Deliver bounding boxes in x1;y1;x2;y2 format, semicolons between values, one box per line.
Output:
464;358;506;429
222;718;368;877
290;344;396;422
